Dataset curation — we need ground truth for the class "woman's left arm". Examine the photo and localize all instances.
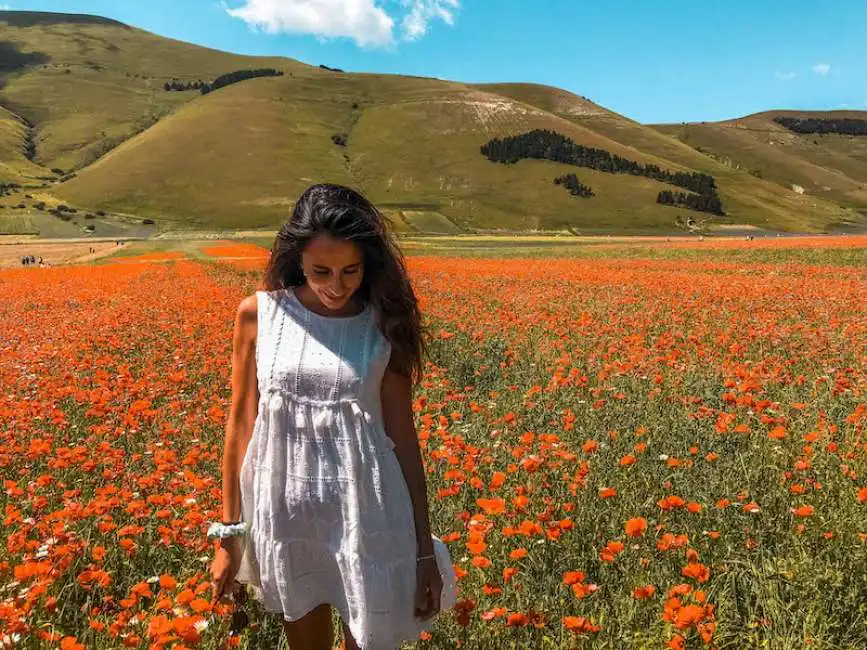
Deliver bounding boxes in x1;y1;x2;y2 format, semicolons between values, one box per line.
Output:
381;364;435;558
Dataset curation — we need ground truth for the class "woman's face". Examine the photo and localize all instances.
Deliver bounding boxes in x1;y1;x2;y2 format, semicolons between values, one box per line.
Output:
299;233;365;311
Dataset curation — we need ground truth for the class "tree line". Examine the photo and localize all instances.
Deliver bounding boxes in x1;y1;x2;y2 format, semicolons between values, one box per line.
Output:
554;174;594;198
164;79;206;92
481;129;718;194
774;116;867;136
657;190;724;215
481;129;725;215
0;182;20;197
164;68;284;94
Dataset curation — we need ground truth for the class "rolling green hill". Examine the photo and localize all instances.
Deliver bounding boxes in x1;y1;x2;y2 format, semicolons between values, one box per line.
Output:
653;111;867;220
0;10;302;173
1;10;864;234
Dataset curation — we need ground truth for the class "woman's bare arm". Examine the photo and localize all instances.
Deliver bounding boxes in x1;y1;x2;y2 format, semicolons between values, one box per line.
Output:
381;363;434;557
221;294;259;526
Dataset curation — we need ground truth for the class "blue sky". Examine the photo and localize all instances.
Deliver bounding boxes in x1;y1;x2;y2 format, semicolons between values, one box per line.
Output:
4;0;866;124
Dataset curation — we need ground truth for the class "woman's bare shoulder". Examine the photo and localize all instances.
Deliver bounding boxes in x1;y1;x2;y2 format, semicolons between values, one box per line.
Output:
235;293;259;338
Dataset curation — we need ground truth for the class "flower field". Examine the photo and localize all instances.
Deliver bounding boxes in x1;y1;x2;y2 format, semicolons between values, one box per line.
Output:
1;242;865;649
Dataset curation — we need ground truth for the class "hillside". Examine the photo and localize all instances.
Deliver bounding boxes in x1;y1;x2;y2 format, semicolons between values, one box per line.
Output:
475;84;855;232
0;10;863;234
653;111;867;221
0;10;303;173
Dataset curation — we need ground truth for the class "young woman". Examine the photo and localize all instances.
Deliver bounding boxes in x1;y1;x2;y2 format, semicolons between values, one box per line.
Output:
209;184;456;649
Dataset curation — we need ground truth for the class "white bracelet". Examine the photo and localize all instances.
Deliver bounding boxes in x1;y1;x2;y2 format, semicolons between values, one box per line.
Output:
207;521;249;539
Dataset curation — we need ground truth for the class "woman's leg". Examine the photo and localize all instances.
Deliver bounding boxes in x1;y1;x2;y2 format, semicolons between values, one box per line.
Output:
282;604;334;650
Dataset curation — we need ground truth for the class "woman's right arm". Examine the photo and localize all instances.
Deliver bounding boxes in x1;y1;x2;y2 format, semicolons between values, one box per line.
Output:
221;294;259;525
211;294;259;601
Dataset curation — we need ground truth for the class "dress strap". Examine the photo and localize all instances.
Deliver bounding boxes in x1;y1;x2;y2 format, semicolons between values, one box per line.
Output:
254;290;281;388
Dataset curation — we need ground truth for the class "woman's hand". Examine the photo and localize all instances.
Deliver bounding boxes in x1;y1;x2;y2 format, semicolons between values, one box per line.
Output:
210;539;243;602
414;557;443;620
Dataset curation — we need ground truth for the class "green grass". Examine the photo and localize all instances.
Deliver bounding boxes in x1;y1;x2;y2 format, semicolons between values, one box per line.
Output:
397;236;867;266
58;71;846;234
483;84;857;233
1;11;864;235
0;211;38;234
0;11;305;172
653;110;867;216
401;211;462;233
0;104;45;183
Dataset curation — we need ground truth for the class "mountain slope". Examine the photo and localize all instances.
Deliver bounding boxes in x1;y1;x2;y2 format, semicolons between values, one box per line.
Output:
0;10;306;173
0;10;861;233
479;84;855;232
58;72;708;229
0;104;44;182
653;110;867;219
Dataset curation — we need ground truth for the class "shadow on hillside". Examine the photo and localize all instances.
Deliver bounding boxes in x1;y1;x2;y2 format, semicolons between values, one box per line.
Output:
0;11;128;29
0;41;51;91
0;41;51;102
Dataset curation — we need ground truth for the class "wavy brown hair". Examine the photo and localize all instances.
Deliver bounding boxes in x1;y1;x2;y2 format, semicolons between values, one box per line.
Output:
262;184;426;386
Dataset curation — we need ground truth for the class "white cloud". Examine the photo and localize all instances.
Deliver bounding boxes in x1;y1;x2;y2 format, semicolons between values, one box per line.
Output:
774;71;796;81
401;0;460;40
0;4;12;9
812;62;831;76
224;0;460;48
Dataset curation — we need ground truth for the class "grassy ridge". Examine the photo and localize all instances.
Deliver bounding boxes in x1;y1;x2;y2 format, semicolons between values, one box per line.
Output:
58;73;852;232
653;110;867;219
0;104;43;182
483;84;855;232
0;10;305;171
0;11;864;233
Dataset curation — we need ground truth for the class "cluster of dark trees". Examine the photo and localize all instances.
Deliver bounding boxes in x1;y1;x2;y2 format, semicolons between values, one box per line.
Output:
202;68;283;94
774;116;867;136
164;68;284;94
164;79;206;92
49;204;77;220
481;129;725;215
481;129;718;194
0;182;22;197
554;174;594;198
319;64;345;72
657;190;724;215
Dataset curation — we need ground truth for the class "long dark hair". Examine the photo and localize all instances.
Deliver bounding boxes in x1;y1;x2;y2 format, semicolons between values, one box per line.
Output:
262;183;426;386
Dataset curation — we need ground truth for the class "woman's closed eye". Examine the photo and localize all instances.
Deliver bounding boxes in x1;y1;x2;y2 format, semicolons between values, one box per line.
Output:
314;269;359;275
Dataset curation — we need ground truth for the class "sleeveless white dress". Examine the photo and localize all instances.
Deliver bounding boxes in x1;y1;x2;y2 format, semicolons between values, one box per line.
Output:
234;288;456;649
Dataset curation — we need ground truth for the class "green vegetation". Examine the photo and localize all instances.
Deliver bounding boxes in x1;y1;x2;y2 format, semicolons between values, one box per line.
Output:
395;235;867;266
0;11;864;234
653;111;867;219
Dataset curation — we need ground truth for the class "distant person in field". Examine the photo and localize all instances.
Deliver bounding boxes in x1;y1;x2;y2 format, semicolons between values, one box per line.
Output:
209;183;456;649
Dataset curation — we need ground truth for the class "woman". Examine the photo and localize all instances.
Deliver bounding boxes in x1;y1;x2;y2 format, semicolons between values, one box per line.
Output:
209;184;456;650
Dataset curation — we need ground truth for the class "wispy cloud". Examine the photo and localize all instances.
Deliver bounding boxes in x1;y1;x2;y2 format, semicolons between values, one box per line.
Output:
774;71;796;81
812;62;831;76
0;4;12;9
401;0;460;40
224;0;460;48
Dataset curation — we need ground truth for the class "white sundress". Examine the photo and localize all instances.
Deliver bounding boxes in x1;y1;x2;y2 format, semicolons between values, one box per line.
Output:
234;287;457;649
